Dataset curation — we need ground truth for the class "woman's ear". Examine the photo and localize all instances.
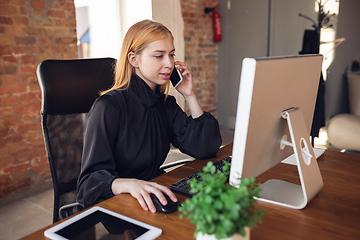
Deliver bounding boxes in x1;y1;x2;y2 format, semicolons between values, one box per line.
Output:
128;51;138;67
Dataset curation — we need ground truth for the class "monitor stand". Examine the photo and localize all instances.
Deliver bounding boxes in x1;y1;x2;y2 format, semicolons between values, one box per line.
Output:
257;107;323;209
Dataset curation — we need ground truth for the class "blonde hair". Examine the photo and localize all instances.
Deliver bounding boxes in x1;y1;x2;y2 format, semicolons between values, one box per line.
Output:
102;19;174;96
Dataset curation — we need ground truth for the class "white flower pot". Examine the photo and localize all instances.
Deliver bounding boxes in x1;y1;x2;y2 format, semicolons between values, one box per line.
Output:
196;227;250;240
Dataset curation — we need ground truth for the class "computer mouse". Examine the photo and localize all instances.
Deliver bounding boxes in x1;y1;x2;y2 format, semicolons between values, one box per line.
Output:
150;193;178;214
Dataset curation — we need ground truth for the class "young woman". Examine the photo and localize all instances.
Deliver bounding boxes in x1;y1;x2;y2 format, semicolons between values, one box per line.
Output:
77;20;222;213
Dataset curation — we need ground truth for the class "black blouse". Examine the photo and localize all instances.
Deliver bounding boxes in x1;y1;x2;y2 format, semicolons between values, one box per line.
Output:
77;74;222;207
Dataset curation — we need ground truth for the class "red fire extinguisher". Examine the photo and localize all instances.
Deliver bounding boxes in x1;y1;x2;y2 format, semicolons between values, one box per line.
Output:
212;8;222;42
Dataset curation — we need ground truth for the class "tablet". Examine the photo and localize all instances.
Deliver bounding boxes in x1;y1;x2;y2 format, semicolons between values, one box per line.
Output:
44;206;162;240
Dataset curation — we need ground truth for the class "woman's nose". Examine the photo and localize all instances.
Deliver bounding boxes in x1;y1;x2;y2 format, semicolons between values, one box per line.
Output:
164;56;174;68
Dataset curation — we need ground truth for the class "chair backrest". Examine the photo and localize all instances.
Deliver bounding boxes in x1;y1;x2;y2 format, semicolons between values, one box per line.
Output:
36;58;116;222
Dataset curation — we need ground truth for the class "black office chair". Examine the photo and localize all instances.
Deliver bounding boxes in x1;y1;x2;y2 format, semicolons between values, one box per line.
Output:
37;58;116;223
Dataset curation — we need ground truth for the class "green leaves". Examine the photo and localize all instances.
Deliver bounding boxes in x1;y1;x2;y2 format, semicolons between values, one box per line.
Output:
178;161;265;239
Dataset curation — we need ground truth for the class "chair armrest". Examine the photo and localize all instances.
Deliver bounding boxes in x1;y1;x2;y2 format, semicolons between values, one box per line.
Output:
59;202;84;220
160;159;193;170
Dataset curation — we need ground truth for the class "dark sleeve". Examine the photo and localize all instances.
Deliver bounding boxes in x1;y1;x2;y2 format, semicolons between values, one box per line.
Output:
170;98;222;159
76;95;120;207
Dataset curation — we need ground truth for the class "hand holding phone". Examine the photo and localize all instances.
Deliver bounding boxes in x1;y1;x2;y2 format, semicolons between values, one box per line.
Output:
170;66;183;88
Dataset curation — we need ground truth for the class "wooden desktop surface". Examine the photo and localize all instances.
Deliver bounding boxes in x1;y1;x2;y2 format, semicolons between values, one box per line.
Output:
21;144;360;240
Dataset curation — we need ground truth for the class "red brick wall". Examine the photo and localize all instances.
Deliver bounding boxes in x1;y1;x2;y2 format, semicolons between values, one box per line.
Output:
0;0;78;203
180;0;218;115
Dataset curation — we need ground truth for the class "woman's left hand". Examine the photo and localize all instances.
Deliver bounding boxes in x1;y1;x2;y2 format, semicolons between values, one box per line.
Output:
173;61;203;118
174;61;194;97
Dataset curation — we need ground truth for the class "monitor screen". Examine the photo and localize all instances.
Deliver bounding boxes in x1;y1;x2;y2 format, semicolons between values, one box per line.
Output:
229;54;323;187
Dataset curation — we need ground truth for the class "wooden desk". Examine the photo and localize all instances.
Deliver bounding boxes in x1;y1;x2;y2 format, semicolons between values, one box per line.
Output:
21;144;360;240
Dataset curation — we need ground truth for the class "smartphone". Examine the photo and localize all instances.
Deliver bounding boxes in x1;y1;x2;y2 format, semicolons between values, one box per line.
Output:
170;66;183;87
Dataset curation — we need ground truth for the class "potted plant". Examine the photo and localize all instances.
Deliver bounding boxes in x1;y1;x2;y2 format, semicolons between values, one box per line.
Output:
179;161;265;240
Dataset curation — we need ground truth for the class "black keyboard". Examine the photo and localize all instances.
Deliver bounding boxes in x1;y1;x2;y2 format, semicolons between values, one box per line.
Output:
170;156;232;197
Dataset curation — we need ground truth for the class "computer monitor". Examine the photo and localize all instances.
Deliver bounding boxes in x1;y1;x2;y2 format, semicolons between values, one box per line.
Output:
229;54;324;209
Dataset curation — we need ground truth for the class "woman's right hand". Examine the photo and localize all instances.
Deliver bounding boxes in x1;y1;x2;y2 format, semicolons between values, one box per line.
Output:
111;178;178;213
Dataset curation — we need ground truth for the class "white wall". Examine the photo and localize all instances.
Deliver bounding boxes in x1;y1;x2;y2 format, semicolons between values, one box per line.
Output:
118;0;153;41
326;0;360;120
217;0;320;129
217;0;270;128
269;0;316;56
152;0;185;109
75;6;89;40
87;0;122;58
